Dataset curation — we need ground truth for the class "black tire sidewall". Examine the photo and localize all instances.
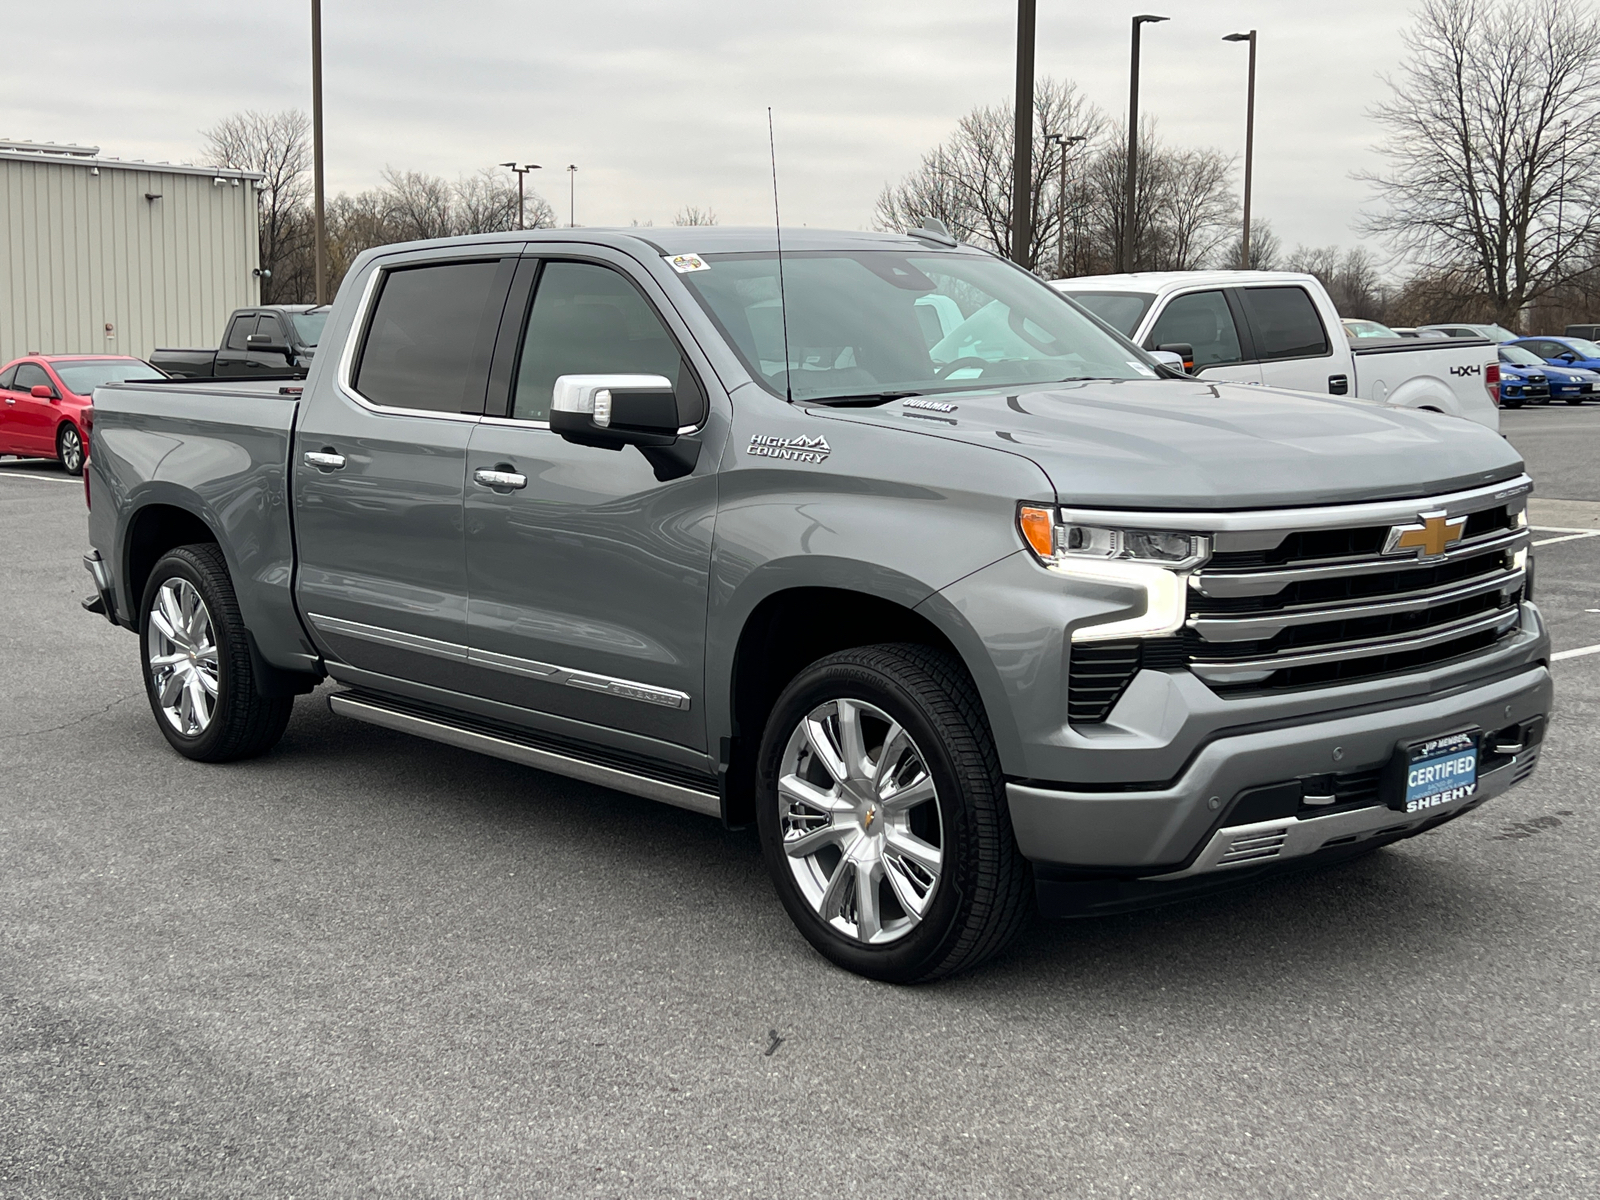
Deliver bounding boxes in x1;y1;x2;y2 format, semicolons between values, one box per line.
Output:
756;654;981;983
138;549;236;760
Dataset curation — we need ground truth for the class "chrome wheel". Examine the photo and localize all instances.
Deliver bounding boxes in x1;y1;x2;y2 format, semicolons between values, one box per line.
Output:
777;698;944;945
146;578;219;736
58;425;83;474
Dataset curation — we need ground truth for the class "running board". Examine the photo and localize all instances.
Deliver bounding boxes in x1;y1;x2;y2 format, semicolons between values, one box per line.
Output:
327;692;721;818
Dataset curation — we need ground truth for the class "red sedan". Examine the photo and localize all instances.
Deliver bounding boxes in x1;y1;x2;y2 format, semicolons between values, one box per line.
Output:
0;354;165;476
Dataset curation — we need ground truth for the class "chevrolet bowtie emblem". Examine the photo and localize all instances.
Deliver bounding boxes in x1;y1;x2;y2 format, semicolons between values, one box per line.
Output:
1384;512;1467;561
863;806;877;829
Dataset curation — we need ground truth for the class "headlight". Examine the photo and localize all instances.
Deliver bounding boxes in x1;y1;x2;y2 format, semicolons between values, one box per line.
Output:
1018;506;1211;642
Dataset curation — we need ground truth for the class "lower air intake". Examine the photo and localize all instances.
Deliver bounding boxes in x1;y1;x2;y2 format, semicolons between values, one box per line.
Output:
1219;829;1288;865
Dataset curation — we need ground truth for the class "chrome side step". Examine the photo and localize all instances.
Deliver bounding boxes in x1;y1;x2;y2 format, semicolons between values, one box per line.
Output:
327;692;720;818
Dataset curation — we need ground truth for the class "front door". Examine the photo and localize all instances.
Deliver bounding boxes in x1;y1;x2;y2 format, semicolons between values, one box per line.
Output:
462;255;716;752
9;362;60;453
1144;290;1262;385
0;365;20;453
213;313;256;376
294;253;516;692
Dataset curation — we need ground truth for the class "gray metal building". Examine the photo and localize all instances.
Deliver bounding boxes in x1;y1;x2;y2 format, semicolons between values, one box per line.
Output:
0;140;261;362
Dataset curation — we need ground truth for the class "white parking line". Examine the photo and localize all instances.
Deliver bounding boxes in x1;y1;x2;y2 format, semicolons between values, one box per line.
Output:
1554;643;1600;662
0;469;76;484
1532;531;1600;547
1530;524;1600;534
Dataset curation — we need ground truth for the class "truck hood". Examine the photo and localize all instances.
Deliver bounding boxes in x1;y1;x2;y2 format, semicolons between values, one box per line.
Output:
815;378;1524;509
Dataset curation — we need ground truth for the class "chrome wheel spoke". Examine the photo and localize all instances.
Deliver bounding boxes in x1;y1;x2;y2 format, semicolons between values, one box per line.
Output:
149;651;189;670
883;852;936;923
853;859;883;942
186;673;211;728
158;665;187;706
778;772;851;815
835;699;870;781
194;664;219;697
817;853;856;923
879;771;934;813
802;716;848;785
147;577;218;738
149;607;184;649
885;827;943;876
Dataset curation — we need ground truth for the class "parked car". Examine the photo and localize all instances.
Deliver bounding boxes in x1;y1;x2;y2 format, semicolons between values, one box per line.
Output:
151;305;328;379
1055;271;1503;428
0;354;165;475
1418;322;1519;342
1504;334;1600;374
82;228;1549;982
1563;324;1600;340
1493;346;1553;408
1342;318;1401;340
1499;343;1597;405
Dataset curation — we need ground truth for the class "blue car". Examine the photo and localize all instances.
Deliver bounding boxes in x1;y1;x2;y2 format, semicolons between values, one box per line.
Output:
1506;334;1600;372
1494;347;1552;408
1500;344;1599;405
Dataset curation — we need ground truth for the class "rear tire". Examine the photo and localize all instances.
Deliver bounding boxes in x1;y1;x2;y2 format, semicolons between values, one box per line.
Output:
1501;397;1524;409
756;643;1032;983
139;544;293;762
56;423;84;476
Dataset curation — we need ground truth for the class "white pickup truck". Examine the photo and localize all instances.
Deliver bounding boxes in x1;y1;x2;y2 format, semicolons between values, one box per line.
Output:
1054;270;1501;430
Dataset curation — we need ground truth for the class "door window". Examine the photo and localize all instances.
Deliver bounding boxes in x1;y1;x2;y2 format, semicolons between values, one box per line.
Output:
511;261;689;422
0;365;16;390
224;315;255;351
1147;291;1243;368
13;363;52;394
354;259;510;413
1236;287;1330;360
253;315;285;345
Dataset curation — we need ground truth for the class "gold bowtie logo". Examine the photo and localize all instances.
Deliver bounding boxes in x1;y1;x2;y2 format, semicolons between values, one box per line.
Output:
863;806;877;829
1385;513;1467;560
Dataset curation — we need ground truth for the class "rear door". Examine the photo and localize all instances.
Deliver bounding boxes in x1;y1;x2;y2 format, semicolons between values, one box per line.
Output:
0;364;19;452
1233;285;1338;394
461;250;718;753
1143;289;1261;384
293;251;516;693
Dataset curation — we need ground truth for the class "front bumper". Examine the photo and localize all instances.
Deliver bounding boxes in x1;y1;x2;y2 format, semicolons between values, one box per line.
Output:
1009;659;1551;880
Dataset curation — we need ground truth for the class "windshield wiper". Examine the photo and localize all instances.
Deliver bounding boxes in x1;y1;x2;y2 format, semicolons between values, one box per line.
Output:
803;390;925;406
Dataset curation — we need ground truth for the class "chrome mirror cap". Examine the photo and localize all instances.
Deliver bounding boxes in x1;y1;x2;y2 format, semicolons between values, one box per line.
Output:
552;374;673;428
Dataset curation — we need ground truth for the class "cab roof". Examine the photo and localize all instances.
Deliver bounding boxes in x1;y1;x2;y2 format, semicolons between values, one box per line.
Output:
1051;269;1323;294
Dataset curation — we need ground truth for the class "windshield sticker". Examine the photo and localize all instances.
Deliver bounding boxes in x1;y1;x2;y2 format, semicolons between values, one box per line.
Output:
747;434;831;464
664;253;710;273
1127;361;1158;376
903;398;957;413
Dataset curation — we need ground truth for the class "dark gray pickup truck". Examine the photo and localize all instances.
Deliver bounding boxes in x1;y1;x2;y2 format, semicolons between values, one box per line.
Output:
82;227;1551;981
150;304;327;378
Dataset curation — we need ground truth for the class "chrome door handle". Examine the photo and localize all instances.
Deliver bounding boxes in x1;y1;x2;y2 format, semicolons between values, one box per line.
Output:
4;398;13;405
474;468;527;490
304;450;346;470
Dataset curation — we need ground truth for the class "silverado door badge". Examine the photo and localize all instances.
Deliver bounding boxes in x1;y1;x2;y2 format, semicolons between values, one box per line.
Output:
746;434;831;464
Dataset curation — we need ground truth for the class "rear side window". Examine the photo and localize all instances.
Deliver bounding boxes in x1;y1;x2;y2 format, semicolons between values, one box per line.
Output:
1238;287;1330;360
224;315;254;351
0;366;16;390
511;261;691;423
354;260;510;413
1147;290;1243;368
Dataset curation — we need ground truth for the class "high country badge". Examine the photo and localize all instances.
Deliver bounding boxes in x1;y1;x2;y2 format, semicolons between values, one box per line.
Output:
747;434;831;464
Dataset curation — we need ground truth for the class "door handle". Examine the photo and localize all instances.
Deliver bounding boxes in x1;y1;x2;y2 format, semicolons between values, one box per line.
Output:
4;398;13;405
474;467;527;490
304;450;346;470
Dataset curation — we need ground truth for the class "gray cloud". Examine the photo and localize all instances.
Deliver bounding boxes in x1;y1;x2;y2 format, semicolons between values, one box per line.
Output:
7;0;1406;256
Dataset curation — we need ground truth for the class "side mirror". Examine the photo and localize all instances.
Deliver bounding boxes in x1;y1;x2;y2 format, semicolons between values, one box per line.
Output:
1560;352;1578;362
247;333;286;351
30;384;56;400
1155;342;1196;373
1148;350;1187;372
550;373;701;481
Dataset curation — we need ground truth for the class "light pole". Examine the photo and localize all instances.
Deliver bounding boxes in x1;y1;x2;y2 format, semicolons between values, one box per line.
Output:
1011;0;1038;266
1223;30;1257;270
500;162;541;230
1045;133;1087;279
311;0;327;305
566;164;577;227
1557;118;1569;269
1123;14;1169;274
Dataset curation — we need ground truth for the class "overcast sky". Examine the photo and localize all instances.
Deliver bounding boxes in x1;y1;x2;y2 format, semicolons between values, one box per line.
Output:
10;0;1415;259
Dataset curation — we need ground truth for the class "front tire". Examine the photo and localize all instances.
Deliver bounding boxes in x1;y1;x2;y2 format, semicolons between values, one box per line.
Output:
57;423;84;476
757;644;1031;982
139;544;293;762
1567;396;1585;405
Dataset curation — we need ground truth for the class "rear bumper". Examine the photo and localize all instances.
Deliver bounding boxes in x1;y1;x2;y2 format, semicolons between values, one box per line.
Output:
1009;659;1551;884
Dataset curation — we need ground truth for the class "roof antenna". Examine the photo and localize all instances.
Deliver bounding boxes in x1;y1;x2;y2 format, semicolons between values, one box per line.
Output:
768;106;794;404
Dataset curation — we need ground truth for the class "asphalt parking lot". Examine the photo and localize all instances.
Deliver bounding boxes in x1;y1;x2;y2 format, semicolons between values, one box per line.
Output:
1;407;1597;1199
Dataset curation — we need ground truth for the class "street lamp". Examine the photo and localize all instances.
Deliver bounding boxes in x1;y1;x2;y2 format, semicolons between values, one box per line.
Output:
567;164;577;228
1011;0;1039;266
1223;30;1258;270
500;162;541;230
311;0;327;304
1045;133;1087;279
1123;15;1169;274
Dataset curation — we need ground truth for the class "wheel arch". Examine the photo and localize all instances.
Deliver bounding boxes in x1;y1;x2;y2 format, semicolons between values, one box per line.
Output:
120;497;222;630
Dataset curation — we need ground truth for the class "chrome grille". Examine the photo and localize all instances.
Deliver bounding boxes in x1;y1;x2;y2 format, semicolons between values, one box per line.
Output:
1185;491;1528;692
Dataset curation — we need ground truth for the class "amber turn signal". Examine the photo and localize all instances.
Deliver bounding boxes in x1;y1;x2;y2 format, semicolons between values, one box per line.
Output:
1018;505;1056;559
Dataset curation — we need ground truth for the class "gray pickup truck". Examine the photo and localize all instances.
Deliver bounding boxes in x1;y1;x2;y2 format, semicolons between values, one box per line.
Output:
81;227;1551;982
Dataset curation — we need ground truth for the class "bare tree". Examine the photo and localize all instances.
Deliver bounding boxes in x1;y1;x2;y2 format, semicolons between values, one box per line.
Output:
200;109;311;304
1219;219;1282;272
378;168;454;241
1286;243;1387;315
673;205;719;226
454;169;555;234
1360;0;1600;323
875;78;1104;269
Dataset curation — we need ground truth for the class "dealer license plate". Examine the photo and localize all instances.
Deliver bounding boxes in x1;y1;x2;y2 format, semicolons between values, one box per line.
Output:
1397;730;1479;814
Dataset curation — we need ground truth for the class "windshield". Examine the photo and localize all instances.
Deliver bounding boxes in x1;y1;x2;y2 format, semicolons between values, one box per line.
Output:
1060;291;1156;338
679;251;1162;402
1500;345;1545;366
51;359;165;394
290;311;328;347
1561;338;1600;357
